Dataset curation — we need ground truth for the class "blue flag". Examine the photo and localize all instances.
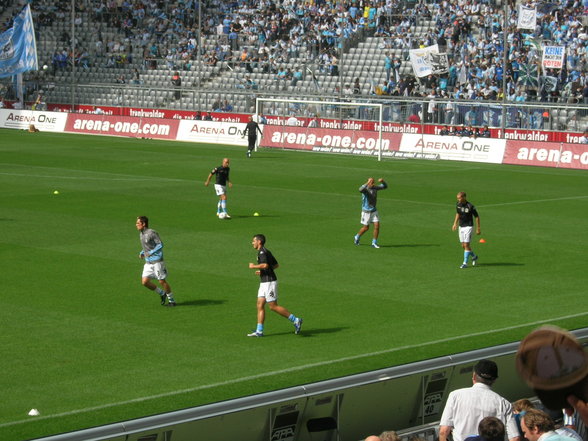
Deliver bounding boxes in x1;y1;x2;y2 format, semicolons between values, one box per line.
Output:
0;5;38;78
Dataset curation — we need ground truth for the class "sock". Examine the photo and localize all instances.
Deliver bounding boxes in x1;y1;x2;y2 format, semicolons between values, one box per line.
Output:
288;314;298;323
471;250;477;259
355;234;360;241
155;287;165;296
166;292;175;303
372;238;378;244
256;323;264;333
221;200;227;213
464;250;471;264
217;201;221;213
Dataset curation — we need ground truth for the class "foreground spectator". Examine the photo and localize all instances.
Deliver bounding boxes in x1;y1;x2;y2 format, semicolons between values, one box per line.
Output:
439;359;520;441
521;409;574;441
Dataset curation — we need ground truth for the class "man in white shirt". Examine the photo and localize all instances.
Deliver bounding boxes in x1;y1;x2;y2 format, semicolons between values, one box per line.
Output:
439;359;520;441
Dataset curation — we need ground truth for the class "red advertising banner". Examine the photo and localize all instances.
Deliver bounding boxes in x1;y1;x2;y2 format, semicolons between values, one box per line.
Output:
502;140;588;169
260;125;414;158
64;114;180;139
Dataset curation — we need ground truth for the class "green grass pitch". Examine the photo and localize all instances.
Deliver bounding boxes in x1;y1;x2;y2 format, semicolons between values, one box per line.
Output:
1;129;587;440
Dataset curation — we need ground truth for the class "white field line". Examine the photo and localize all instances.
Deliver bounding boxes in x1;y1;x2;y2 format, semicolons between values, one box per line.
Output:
2;165;585;207
2;311;587;428
480;195;588;207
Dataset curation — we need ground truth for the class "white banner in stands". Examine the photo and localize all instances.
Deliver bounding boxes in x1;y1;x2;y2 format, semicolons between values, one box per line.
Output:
176;120;249;146
0;109;68;131
399;134;506;163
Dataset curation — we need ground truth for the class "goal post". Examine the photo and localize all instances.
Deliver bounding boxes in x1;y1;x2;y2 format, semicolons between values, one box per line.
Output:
255;97;385;161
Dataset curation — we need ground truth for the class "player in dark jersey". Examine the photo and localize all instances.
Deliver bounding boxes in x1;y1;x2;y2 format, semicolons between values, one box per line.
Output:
452;192;481;268
204;157;232;218
243;116;263;158
247;234;303;337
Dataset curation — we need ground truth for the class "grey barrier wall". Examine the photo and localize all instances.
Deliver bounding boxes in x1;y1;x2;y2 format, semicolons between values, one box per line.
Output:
35;328;588;441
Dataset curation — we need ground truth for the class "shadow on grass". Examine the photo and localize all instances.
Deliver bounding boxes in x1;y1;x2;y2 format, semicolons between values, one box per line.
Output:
356;243;440;248
228;214;280;219
475;262;525;267
178;299;227;307
258;327;348;338
300;326;349;337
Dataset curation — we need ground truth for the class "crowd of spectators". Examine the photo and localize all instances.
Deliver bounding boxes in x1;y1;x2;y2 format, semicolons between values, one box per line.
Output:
1;0;586;125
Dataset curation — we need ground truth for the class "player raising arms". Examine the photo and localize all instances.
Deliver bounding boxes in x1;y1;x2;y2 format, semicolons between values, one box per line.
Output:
452;191;481;268
354;177;388;248
136;216;177;306
247;234;303;337
205;157;232;218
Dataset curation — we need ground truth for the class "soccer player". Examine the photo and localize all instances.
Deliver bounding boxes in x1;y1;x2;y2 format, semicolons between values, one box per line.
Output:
354;177;388;248
242;116;263;158
136;216;176;306
205;157;232;218
247;234;303;337
452;191;481;268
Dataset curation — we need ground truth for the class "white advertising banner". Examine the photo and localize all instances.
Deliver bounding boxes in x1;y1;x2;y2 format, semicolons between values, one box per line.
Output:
176;120;249;146
542;46;565;69
399;134;506;163
517;5;537;30
0;109;68;131
409;44;448;78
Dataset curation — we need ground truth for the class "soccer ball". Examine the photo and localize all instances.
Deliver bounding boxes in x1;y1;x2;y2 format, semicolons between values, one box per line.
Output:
42;65;48;71
218;212;227;219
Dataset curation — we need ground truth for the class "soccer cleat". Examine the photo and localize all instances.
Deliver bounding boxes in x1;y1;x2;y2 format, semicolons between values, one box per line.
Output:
294;318;303;335
247;331;263;337
371;242;380;249
160;295;166;305
247;151;251;158
354;236;360;245
166;301;177;307
460;263;468;269
216;212;220;217
224;213;231;219
472;255;478;266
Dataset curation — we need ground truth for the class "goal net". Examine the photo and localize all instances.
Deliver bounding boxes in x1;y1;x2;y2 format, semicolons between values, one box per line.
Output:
255;97;387;161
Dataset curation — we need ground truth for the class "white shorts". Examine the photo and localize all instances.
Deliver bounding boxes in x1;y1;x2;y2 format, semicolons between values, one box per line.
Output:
360;210;380;226
257;281;278;302
142;260;168;280
459;226;473;243
214;184;226;196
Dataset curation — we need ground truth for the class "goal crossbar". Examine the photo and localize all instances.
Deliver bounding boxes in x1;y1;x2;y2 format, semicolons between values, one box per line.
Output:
255;98;385;161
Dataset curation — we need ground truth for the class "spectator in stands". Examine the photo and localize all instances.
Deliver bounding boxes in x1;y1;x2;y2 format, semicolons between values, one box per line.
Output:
212;97;222;112
171;71;181;100
291;67;303;87
203;112;213;121
439;359;520;441
132;68;141;85
221;100;233;112
565;397;588;440
465;417;505;441
579;130;588;144
480;126;491;138
364;436;381;441
380;430;400;441
194;111;202;120
353;78;362;95
521;409;574;441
